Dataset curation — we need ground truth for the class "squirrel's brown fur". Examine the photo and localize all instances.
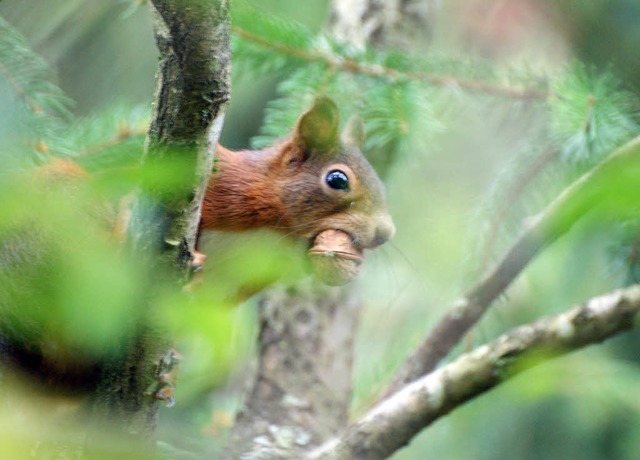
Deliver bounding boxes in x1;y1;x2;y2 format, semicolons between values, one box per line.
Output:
200;97;394;250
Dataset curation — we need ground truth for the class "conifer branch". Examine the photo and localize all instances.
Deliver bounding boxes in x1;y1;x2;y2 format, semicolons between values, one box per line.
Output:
0;17;72;119
0;16;73;158
77;126;148;158
232;26;549;100
0;61;42;114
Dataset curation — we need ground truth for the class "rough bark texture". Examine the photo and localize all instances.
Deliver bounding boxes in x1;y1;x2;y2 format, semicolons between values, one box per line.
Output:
329;0;441;51
384;134;640;396
311;285;640;460
87;0;230;453
224;283;361;459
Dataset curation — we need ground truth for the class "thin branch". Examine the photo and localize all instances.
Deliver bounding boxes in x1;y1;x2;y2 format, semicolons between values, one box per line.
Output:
77;126;148;158
384;134;640;396
479;147;560;272
310;284;640;460
0;61;43;114
232;26;549;100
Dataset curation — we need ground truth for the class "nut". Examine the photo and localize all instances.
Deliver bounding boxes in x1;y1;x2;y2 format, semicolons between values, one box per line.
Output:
308;229;363;286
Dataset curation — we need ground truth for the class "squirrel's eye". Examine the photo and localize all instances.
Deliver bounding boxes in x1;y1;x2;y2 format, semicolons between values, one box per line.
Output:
326;170;350;191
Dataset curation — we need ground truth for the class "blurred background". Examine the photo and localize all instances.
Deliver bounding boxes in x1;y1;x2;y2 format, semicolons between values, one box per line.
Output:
1;0;640;458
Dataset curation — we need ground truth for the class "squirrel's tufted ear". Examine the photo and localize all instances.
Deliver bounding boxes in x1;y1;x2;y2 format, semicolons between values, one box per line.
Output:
293;97;340;152
341;114;365;149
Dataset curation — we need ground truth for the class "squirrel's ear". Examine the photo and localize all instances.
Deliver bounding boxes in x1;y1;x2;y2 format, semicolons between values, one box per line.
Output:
294;97;340;152
341;114;365;148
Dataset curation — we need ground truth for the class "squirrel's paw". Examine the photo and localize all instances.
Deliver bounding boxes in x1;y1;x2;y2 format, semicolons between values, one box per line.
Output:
190;250;207;272
184;250;207;293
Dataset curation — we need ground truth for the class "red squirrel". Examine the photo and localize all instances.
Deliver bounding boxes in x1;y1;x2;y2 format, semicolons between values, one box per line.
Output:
200;97;394;251
0;97;394;394
196;97;394;295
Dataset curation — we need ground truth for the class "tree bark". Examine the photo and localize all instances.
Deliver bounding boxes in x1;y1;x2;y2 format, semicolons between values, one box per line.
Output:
224;283;361;459
86;0;230;455
310;284;640;460
328;0;441;51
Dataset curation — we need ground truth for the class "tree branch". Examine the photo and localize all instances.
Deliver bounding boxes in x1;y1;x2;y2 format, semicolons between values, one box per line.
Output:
311;284;640;460
385;134;640;395
232;26;548;101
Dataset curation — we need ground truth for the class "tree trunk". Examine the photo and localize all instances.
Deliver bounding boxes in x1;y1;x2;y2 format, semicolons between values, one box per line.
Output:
224;283;361;459
86;0;230;455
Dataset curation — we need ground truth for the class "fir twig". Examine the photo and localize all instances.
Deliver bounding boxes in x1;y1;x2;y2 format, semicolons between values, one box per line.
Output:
0;15;74;158
232;26;549;100
0;61;42;114
77;125;147;158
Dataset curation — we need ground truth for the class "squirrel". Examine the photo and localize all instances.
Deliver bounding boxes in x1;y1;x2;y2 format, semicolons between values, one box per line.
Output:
196;97;395;296
200;97;394;249
0;96;394;395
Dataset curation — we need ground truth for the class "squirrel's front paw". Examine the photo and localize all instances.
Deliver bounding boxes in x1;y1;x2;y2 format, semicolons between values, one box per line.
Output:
190;250;207;272
184;250;207;292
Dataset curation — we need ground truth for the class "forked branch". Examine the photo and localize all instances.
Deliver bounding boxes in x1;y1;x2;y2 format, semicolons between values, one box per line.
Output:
385;134;640;395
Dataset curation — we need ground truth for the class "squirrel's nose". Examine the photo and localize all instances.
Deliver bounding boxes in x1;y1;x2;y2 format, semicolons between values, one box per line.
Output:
372;214;395;248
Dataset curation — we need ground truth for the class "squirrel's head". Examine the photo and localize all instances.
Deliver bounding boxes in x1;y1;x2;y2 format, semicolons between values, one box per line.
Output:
272;97;395;251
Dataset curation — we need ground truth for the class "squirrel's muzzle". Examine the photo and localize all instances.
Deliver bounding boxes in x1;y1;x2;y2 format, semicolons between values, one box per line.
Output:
370;213;396;248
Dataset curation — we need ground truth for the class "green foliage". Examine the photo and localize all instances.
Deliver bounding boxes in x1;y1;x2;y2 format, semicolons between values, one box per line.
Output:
465;64;640;278
363;81;443;163
0;16;73;162
67;104;147;156
232;1;551;177
250;63;330;148
0;14;149;171
2;2;640;459
0;176;144;361
232;1;315;76
550;64;639;166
